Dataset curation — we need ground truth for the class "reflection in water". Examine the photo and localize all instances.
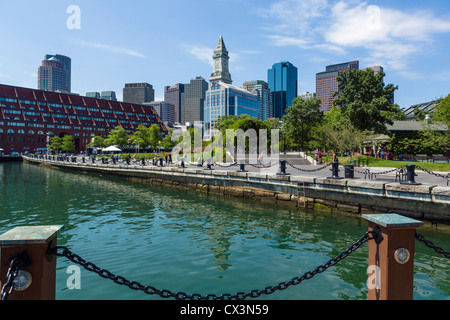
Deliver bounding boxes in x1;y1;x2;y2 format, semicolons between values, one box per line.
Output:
0;162;449;300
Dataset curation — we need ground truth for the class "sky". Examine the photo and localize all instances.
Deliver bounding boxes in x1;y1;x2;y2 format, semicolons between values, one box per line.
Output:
0;0;449;110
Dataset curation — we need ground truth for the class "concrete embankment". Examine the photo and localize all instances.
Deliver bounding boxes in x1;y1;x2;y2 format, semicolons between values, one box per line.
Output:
23;156;450;223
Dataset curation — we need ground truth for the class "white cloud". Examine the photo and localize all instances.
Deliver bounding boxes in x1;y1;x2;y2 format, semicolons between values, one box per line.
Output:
183;45;214;67
263;0;450;72
74;40;145;58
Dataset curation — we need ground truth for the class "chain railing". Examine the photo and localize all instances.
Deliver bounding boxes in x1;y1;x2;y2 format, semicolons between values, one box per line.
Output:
415;233;450;259
26;155;450;186
415;165;450;186
48;230;377;300
286;161;332;173
1;259;21;300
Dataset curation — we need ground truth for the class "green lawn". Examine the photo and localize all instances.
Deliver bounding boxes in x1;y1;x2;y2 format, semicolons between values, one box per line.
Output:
319;155;450;172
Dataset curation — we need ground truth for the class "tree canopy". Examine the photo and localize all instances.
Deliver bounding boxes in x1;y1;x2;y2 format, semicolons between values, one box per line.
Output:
282;97;323;151
333;69;404;133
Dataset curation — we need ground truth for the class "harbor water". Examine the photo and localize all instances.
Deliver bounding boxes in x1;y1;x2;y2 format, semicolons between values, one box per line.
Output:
0;162;449;300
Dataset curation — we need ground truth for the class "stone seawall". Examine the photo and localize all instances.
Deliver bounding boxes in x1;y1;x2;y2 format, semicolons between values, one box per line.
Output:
23;156;450;223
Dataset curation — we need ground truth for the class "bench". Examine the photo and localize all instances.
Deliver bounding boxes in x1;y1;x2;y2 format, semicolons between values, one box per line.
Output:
414;154;429;162
432;154;449;163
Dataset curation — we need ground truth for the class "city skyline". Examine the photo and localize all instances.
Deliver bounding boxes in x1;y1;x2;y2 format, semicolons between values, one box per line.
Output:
1;0;449;110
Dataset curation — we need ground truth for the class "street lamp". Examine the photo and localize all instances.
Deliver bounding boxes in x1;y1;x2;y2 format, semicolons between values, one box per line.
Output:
128;138;131;158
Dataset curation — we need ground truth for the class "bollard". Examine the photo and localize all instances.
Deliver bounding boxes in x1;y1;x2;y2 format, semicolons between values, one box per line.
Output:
180;160;185;168
277;160;290;175
328;161;342;179
141;158;145;166
363;214;423;300
344;165;354;179
159;158;164;167
0;225;64;300
82;157;85;163
237;163;248;173
126;157;130;165
400;164;421;185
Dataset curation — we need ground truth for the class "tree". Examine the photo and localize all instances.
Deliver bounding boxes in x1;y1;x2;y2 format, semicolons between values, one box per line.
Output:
282;97;323;151
87;136;106;149
323;125;373;161
61;135;75;153
333;69;403;133
130;124;151;150
432;94;450;126
104;126;129;148
148;124;162;150
49;136;62;152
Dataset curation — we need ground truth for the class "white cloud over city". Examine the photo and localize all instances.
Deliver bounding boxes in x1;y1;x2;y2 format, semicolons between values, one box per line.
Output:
263;0;450;73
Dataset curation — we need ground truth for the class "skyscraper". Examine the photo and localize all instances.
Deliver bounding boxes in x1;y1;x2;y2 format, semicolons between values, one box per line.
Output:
242;80;273;120
316;61;359;113
123;83;155;104
43;54;71;93
164;83;184;123
204;82;260;139
210;36;232;85
268;62;298;119
180;77;208;124
38;55;71;93
145;101;176;124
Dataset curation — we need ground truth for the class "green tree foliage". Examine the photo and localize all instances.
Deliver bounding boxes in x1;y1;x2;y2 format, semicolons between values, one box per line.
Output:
104;126;129;148
87;136;106;148
432;94;450;126
49;135;75;153
61;135;75;153
333;69;403;133
282;97;323;151
48;136;62;152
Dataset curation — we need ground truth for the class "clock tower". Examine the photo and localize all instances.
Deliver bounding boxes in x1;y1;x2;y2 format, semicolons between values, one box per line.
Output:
210;36;232;86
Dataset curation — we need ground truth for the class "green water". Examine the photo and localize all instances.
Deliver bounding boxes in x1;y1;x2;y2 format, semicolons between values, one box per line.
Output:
0;162;449;300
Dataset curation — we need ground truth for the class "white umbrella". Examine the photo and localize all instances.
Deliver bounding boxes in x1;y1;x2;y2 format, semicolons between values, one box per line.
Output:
103;146;122;152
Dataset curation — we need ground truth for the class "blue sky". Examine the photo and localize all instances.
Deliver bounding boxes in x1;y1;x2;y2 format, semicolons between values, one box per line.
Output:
1;0;449;110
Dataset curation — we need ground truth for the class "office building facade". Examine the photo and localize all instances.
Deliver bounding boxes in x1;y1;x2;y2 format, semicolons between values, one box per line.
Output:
164;83;184;123
123;83;155;104
180;77;208;124
316;61;359;113
242;80;273;120
38;55;71;93
145;101;175;124
204;81;260;138
0;84;167;154
268;62;298;119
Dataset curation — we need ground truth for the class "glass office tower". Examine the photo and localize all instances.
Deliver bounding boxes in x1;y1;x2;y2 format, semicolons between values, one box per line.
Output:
267;62;298;119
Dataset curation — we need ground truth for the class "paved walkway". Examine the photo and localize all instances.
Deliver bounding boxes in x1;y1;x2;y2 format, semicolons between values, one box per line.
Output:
71;153;449;188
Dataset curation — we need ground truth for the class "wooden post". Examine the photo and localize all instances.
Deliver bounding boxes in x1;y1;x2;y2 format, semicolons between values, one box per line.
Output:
0;225;64;300
363;214;423;300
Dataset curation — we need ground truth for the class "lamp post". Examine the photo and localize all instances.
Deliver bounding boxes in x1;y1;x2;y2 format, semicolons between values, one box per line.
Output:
128;138;131;159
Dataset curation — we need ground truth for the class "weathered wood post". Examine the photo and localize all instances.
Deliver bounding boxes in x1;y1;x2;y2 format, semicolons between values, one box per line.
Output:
363;214;423;300
0;225;64;300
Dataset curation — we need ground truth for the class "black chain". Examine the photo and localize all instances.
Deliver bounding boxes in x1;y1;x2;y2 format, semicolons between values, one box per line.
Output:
286;161;332;172
53;231;372;300
415;165;450;186
1;258;21;301
415;233;450;259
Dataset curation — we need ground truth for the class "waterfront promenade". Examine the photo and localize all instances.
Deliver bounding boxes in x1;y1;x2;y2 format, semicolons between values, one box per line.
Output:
39;152;449;187
23;153;450;223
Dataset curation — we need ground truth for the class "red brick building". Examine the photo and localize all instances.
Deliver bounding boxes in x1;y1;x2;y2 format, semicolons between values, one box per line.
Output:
0;84;168;154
